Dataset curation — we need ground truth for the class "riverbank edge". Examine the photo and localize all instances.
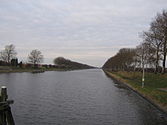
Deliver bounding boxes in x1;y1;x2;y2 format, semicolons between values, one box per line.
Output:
0;68;96;73
103;70;167;115
0;69;65;73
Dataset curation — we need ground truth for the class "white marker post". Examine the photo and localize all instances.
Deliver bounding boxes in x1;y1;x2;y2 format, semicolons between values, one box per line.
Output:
142;55;145;88
142;68;144;88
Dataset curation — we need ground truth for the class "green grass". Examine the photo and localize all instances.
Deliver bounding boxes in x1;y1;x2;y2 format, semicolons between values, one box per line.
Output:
107;71;167;110
0;66;65;73
113;71;167;88
0;66;87;73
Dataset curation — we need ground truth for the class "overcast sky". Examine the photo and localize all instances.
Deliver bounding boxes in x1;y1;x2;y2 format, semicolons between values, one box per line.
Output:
0;0;167;67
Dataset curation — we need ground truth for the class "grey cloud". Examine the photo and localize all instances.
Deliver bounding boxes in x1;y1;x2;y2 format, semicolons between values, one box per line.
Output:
0;0;167;66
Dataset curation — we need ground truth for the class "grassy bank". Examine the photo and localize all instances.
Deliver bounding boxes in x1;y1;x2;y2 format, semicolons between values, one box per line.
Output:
0;66;68;73
0;66;94;73
104;71;167;113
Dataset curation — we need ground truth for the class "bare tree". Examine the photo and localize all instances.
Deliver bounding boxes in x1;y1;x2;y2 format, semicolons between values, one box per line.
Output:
136;42;156;69
28;49;43;66
159;10;167;74
0;44;17;63
148;10;167;73
142;30;162;73
141;10;167;73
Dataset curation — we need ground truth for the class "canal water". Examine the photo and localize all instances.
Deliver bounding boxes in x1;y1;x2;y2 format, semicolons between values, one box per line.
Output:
0;69;166;125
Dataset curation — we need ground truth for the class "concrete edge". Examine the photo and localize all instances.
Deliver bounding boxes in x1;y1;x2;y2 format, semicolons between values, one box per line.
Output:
103;70;167;116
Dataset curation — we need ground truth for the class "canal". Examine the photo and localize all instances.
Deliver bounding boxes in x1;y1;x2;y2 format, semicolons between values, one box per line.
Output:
0;69;166;125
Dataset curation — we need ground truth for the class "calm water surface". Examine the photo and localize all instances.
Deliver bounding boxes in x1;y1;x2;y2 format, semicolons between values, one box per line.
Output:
0;69;166;125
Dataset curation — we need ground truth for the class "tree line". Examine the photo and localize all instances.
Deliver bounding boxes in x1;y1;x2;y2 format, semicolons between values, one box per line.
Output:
53;57;94;69
0;45;94;69
103;10;167;74
0;44;43;68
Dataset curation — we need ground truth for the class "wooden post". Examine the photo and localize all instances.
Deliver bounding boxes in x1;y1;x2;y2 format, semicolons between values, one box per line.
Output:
0;86;15;125
1;86;7;125
6;106;15;125
1;86;8;101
